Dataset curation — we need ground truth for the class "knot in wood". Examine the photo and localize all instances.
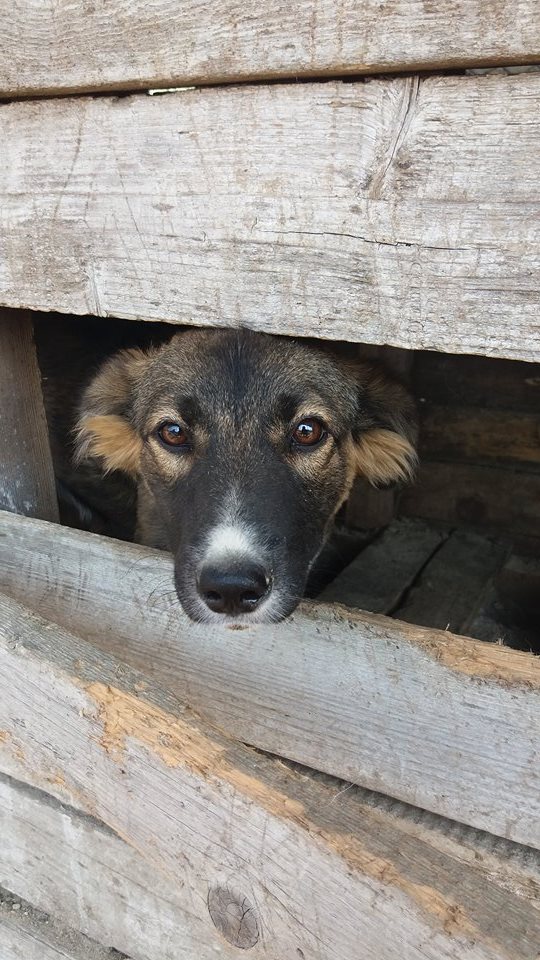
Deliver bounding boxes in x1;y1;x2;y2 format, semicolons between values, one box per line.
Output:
207;885;259;949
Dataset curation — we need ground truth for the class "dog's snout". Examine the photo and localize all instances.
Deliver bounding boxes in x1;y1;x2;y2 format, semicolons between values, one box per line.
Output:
198;563;270;616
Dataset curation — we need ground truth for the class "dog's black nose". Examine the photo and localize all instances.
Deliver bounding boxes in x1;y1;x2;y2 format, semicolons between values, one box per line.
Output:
198;564;270;616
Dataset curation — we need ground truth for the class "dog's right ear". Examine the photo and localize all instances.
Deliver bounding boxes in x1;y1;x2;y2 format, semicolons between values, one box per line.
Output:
75;347;154;476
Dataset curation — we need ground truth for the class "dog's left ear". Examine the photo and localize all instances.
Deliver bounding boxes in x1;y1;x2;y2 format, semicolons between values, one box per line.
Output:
75;347;155;476
351;363;418;486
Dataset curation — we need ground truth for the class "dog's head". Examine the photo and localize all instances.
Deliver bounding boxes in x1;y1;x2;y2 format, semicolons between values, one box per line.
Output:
76;328;417;624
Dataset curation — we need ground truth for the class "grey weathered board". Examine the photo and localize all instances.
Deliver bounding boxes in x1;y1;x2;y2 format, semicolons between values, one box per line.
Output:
319;518;446;610
1;0;539;97
0;311;58;523
2;770;540;960
1;594;540;960
1;75;540;360
395;529;509;633
1;512;539;849
0;773;228;960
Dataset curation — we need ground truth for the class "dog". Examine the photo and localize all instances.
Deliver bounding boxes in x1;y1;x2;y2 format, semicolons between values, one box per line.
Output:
65;324;417;625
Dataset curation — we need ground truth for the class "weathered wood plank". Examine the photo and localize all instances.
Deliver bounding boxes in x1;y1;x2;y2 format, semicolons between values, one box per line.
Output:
1;594;540;960
412;352;540;413
319;518;446;609
2;771;540;960
1;75;540;360
0;888;124;960
0;311;58;522
419;406;540;465
400;461;540;540
1;1;539;98
0;773;229;960
1;511;539;849
395;529;509;632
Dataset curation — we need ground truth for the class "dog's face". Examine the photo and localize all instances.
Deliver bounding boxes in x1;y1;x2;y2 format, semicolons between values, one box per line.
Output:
76;329;417;624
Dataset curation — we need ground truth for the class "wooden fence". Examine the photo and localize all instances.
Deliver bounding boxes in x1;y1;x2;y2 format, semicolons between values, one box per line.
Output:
1;2;539;958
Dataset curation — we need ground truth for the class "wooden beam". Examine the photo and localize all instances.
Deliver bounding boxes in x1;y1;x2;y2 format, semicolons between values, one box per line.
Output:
418;406;540;465
1;594;539;960
0;772;224;960
0;311;58;522
1;1;539;98
1;511;539;849
1;75;540;361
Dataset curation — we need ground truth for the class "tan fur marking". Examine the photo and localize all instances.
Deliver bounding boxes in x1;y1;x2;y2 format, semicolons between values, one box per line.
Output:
77;415;142;475
354;428;417;485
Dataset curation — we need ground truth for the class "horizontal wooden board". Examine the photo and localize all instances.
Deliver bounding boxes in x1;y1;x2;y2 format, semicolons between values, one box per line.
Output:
1;75;540;360
1;1;539;98
1;594;540;960
1;511;539;849
412;353;540;413
2;770;540;960
0;773;231;960
419;406;540;465
400;461;540;539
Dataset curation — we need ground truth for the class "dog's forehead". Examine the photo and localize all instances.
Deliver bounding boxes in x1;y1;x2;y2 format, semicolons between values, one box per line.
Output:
141;329;356;416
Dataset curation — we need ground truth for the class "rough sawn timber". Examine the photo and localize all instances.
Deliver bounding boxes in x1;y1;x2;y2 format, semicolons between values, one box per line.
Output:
1;74;539;361
1;592;540;960
1;0;539;98
1;512;539;850
0;772;235;960
0;311;59;523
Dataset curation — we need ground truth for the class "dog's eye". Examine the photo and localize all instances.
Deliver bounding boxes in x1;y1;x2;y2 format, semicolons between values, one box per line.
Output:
157;421;190;448
291;418;326;448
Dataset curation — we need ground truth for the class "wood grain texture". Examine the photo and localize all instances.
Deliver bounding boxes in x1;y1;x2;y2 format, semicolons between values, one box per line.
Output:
418;406;540;465
395;529;508;632
1;75;540;360
319;518;445;609
1;1;539;97
0;773;230;960
1;595;540;960
0;311;58;522
1;511;539;849
400;461;540;539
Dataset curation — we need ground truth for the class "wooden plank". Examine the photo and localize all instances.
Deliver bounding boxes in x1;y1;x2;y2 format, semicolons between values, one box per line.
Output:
395;529;508;633
2;774;540;960
0;773;228;960
413;353;540;413
319;518;446;610
1;75;540;361
0;889;124;960
419;406;540;465
1;1;539;98
0;310;58;522
1;512;539;849
400;461;540;539
1;595;540;960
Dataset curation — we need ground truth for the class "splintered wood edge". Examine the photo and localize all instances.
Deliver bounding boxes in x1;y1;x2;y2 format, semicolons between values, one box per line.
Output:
1;591;540;959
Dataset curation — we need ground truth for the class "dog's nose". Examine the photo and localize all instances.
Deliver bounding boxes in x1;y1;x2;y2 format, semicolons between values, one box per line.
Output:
198;563;270;616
